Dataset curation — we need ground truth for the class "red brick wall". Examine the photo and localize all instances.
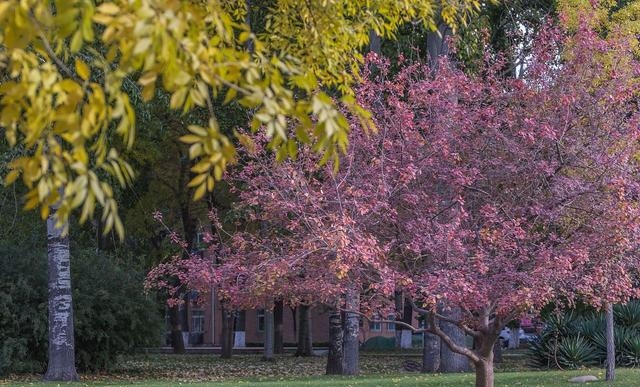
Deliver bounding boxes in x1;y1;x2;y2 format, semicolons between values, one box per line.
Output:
193;287;418;347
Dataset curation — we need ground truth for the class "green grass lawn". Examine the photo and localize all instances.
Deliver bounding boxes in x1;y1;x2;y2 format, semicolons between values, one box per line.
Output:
2;352;638;387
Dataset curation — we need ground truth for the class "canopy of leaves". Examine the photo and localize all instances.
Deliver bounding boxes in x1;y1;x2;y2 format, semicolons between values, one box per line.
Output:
0;0;482;238
149;13;640;343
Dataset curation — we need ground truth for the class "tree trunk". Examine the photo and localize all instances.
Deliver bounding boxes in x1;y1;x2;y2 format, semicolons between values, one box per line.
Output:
440;307;470;372
43;213;79;382
169;304;186;353
342;288;360;375
400;299;413;348
220;305;234;359
493;340;503;364
326;306;344;375
422;331;441;373
291;306;297;337
426;23;451;70
509;328;520;349
296;304;312;356
473;357;495;387
606;303;615;381
263;307;274;361
369;30;381;54
274;299;284;354
394;291;403;349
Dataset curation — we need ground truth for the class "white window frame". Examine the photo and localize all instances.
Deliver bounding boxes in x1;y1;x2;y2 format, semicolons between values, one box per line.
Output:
369;314;382;332
387;314;396;331
191;309;205;333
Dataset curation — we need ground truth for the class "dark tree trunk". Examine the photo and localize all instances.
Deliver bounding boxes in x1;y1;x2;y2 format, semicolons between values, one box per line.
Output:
44;214;79;382
274;299;284;354
426;23;451;70
440;307;470;372
422;331;441;373
400;299;413;348
493;340;503;364
220;305;234;359
606;303;615;381
169;305;186;354
326;306;344;374
342;288;360;375
394;291;403;349
174;158;197;353
291;306;297;337
369;30;381;54
263;307;275;361
296;304;313;356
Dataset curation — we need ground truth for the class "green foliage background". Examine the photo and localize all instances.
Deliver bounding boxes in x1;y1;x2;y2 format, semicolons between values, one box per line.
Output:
0;244;163;375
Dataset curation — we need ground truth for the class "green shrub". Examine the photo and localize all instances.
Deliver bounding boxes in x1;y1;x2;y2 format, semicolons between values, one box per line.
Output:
529;304;640;370
0;245;48;375
529;331;598;369
0;245;163;375
72;250;163;371
361;336;395;350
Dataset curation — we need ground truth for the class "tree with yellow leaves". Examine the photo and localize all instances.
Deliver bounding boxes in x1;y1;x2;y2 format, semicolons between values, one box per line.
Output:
0;0;482;235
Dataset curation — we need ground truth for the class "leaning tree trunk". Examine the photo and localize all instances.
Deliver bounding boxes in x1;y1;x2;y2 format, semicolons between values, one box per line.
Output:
326;305;344;375
606;303;615;381
440;307;470;372
44;213;79;382
295;304;313;356
263;307;275;361
274;299;284;354
422;330;441;373
343;287;360;375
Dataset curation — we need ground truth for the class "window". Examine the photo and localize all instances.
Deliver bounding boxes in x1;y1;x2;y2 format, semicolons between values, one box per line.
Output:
191;309;205;333
387;314;396;331
369;314;381;332
257;309;265;332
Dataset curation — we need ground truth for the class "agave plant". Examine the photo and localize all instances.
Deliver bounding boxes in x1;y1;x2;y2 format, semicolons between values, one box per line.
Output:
615;301;640;330
620;334;640;367
555;336;599;369
577;317;605;342
528;332;555;369
529;303;640;369
543;310;581;337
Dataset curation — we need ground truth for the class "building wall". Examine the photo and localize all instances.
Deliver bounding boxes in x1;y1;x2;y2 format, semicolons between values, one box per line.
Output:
188;288;417;347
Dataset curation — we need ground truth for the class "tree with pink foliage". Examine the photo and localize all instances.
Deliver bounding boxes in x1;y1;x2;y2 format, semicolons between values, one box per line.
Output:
354;22;640;387
147;17;640;387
